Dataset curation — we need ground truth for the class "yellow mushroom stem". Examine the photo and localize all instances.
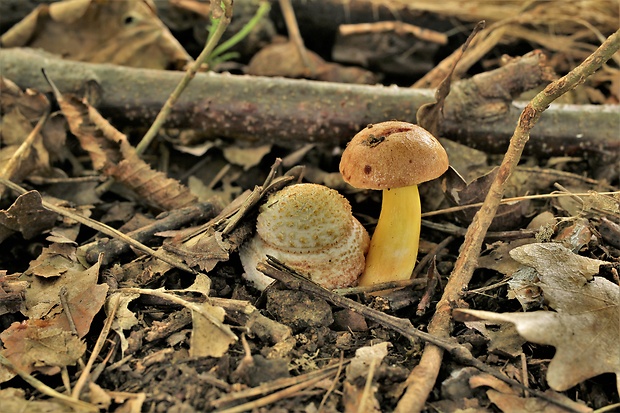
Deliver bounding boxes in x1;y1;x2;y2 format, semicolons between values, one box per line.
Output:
357;185;421;286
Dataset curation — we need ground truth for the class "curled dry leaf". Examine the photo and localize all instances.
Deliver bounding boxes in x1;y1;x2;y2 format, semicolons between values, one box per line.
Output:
51;85;197;211
457;243;619;391
189;301;232;358
0;0;191;69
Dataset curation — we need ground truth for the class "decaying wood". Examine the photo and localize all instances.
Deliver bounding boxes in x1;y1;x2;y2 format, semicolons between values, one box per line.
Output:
1;48;617;156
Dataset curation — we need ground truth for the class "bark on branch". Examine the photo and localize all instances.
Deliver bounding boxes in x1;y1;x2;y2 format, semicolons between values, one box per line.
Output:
1;48;617;156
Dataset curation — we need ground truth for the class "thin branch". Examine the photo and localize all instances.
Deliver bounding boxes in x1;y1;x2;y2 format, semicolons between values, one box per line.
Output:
72;288;119;399
135;0;233;155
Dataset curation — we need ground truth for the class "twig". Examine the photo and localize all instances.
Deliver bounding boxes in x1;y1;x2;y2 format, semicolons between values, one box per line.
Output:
80;201;218;265
421;190;620;218
411;235;455;279
135;0;233;155
214;374;326;413
317;352;345;412
421;220;537;240
332;278;427;296
278;0;315;74
59;286;78;336
72;290;120;399
339;21;448;45
210;362;345;409
0;178;200;275
358;358;378;413
394;28;620;413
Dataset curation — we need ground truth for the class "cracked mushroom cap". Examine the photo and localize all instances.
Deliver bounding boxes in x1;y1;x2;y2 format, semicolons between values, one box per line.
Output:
239;183;370;290
339;121;449;190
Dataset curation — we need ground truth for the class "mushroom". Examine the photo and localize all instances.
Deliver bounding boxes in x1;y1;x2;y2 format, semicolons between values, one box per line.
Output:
239;183;370;290
339;121;449;286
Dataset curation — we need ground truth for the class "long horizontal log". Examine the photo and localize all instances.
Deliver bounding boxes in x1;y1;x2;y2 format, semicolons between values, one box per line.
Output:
1;48;617;156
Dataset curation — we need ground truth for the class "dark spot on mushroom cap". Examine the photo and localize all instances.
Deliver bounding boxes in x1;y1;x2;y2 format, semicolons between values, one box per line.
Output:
363;134;385;147
364;165;372;174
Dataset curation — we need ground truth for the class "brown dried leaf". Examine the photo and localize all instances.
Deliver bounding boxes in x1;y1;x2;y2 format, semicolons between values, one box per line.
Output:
0;78;65;188
0;256;107;382
22;247;107;333
189;301;234;358
1;0;191;69
26;243;81;279
0;191;58;243
443;167;530;231
223;144;272;171
184;273;234;357
247;41;376;83
464;320;526;358
0;320;87;381
51;86;197;211
458;243;619;391
108;292;140;356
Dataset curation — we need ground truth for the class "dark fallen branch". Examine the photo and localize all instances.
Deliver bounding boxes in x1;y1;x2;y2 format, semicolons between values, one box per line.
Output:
1;48;617;156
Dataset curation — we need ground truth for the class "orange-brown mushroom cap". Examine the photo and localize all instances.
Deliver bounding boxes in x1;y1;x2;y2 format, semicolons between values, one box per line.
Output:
339;121;449;190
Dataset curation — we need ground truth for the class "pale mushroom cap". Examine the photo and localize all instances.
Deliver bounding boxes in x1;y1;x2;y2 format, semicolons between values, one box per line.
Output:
256;183;353;251
239;183;370;290
339;121;449;190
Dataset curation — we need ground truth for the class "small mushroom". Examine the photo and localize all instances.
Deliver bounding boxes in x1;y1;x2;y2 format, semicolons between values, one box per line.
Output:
339;121;449;286
239;183;370;290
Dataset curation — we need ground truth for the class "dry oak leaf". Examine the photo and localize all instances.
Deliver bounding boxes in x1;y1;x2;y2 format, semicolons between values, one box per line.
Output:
0;0;190;69
51;85;197;211
457;243;619;392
